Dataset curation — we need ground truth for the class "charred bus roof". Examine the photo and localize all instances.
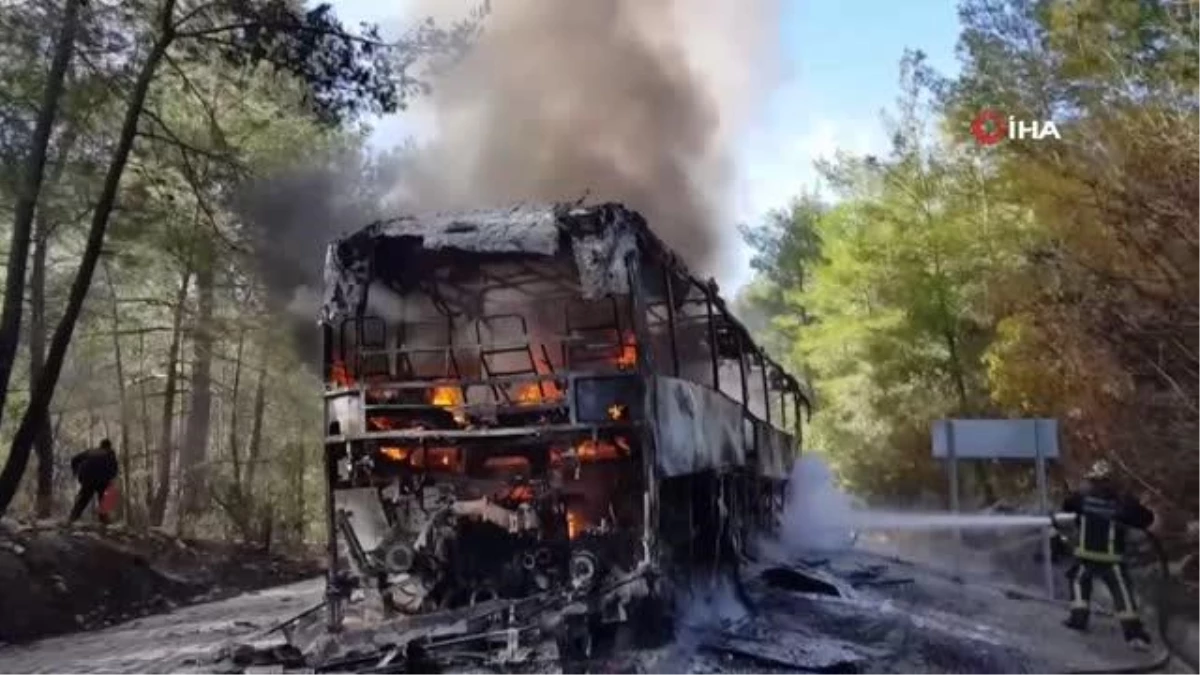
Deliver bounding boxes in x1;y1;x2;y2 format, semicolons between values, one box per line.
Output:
320;201;812;407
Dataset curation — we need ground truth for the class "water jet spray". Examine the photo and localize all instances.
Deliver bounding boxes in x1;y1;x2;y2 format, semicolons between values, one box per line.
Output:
846;511;1077;533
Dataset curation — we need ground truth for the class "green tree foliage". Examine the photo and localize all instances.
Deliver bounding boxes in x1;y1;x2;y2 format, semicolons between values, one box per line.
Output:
745;53;1030;501
735;193;825;358
743;1;1197;535
0;0;483;540
946;0;1198;533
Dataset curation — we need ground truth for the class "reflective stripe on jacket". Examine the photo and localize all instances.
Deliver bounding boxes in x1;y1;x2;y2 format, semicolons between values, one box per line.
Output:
1062;480;1153;562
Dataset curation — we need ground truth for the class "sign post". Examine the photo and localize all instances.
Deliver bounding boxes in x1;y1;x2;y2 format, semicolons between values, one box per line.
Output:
946;420;961;575
1033;421;1053;599
932;419;1059;599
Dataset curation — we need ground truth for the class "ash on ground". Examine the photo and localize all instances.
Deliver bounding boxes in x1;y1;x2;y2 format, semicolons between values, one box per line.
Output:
3;543;1183;674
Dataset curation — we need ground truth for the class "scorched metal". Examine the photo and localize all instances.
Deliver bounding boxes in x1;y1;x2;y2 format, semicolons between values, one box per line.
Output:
315;201;810;669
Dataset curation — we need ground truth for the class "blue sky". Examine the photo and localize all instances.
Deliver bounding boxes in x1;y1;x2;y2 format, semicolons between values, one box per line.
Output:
329;0;963;289
737;2;961;230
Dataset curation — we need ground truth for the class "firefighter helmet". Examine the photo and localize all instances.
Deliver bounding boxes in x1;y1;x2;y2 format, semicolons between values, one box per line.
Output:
1085;459;1113;481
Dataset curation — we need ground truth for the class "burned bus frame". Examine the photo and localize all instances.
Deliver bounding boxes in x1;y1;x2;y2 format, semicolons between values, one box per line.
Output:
318;203;809;650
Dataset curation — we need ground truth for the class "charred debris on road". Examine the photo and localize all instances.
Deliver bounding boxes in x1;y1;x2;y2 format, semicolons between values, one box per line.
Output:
233;202;813;672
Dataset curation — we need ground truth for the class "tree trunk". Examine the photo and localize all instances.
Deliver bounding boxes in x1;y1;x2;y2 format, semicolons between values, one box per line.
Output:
227;328;250;537
0;0;82;431
179;256;214;519
103;261;134;523
150;268;191;526
245;346;268;496
0;5;178;515
228;328;245;491
943;326;998;505
138;332;154;515
29;227;55;518
28;120;80;520
291;443;306;544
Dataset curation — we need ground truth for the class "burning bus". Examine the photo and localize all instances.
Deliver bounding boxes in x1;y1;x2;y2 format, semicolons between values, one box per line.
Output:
317;202;809;663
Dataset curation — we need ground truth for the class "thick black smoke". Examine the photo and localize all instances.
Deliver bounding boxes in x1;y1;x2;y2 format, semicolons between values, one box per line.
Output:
231;150;393;362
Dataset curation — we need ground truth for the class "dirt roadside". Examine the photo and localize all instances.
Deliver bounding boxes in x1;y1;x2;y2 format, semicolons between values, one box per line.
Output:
0;520;323;644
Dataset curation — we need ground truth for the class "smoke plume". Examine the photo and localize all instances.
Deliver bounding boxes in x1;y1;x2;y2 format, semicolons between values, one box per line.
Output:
235;0;780;360
395;0;780;275
233;150;389;362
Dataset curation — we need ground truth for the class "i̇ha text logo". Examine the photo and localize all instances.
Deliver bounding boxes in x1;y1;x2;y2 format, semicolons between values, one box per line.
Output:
970;109;1061;146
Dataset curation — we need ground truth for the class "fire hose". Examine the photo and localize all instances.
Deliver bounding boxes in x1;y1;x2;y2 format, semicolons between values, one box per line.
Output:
1049;514;1195;674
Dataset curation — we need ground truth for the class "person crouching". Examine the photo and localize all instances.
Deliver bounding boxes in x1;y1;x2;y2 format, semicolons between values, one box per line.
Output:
68;439;119;524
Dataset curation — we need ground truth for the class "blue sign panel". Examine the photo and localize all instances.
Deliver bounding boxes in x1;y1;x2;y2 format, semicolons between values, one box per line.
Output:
932;419;1059;460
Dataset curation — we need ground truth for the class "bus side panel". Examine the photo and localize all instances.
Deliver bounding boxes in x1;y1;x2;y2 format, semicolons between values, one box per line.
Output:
651;376;748;477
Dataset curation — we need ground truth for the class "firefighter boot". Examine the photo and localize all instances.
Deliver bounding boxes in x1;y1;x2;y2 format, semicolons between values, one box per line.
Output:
1121;619;1151;652
1063;608;1089;632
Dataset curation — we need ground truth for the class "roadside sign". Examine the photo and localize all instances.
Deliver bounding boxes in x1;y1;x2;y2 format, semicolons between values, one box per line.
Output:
932;419;1059;459
933;418;1059;600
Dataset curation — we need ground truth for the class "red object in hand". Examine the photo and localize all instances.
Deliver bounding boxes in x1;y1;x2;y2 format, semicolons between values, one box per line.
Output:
99;484;120;516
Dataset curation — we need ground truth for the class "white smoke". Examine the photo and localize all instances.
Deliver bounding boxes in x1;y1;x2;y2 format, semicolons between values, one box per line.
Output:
776;454;1058;586
779;455;861;552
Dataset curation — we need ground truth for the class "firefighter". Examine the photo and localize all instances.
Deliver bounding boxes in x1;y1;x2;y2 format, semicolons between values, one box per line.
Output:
68;439;119;524
1061;459;1154;650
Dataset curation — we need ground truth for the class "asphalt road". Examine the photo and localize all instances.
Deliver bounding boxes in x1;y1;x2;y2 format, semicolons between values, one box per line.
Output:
0;579;324;674
0;549;1184;674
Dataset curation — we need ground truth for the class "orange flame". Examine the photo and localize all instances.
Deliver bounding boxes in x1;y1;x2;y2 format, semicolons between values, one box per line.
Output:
616;333;638;370
425;446;457;470
514;381;563;405
484;456;532;471
369;416;398;431
430;386;463;407
330;359;355;388
513;354;564;405
607;404;626;420
567;509;583;540
549;437;630;466
380;446;410;462
405;446;458;469
430;386;468;425
503;484;535;503
574;437;627;462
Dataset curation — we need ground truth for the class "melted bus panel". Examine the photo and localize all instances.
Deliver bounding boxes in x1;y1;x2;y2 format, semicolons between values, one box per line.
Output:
318;203;810;647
